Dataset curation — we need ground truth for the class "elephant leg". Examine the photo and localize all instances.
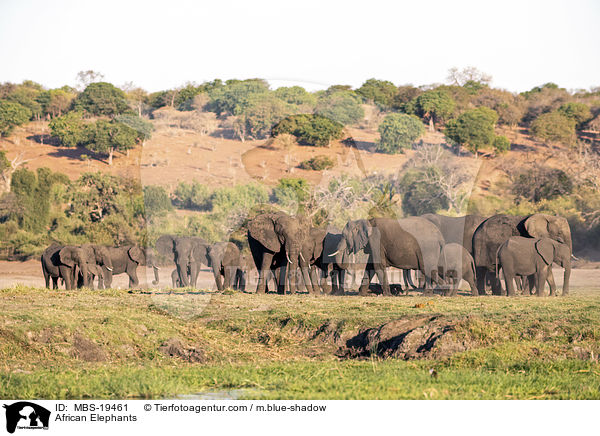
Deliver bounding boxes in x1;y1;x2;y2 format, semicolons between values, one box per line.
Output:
212;265;224;291
546;268;557;296
465;271;478;297
188;262;200;288
298;262;313;294
476;267;487;295
309;266;322;294
43;268;50;288
374;265;391;296
502;268;516;297
491;272;503;296
127;264;139;288
52;276;58;290
223;266;234;289
534;271;544;297
257;253;273;294
358;262;375;296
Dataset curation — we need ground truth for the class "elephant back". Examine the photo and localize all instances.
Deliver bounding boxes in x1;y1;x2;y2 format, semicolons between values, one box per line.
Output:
473;214;524;270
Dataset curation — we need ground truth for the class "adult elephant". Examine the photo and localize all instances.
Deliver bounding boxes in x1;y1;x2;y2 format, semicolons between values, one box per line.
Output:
332;217;445;296
208;242;246;291
101;246;159;288
247;212;307;294
315;230;347;295
422;214;486;256
155;235;210;287
472;213;573;295
41;243;111;289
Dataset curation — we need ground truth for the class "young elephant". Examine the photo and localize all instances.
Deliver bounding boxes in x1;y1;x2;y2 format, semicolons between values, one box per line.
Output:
439;243;478;296
497;236;571;297
208;242;247;291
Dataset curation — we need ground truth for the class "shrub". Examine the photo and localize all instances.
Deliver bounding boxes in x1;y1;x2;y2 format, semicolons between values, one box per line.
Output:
143;185;173;218
315;90;364;125
172;181;212;210
399;169;448;215
493;135;511;154
413;89;456;126
272;178;309;212
271;114;343;147
299;155;335;171
274;86;316;107
376;113;425;154
557;102;592;129
511;165;574;203
0;100;31;136
49;111;86;146
356;79;398;107
530;111;576;145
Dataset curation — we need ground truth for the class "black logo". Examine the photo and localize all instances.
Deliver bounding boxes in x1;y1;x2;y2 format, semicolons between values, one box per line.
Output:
2;402;50;434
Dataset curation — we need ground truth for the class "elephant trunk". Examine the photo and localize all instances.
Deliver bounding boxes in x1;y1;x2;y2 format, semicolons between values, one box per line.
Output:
152;265;160;285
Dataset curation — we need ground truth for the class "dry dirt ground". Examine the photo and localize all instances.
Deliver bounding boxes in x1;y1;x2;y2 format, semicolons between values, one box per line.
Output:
3;259;598;293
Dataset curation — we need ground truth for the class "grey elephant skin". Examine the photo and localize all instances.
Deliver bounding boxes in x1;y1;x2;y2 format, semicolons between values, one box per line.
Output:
497;236;571;296
155;235;209;287
247;212;307;294
333;217;445;296
473;213;572;295
422;213;485;255
41;243;112;289
439;243;478;296
101;246;159;288
208;242;248;291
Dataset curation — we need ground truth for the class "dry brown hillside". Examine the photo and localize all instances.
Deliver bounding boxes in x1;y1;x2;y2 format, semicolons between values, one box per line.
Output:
0;119;592;196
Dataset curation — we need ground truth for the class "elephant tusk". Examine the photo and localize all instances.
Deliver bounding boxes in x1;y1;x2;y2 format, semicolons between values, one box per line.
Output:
153;265;160;270
286;252;293;264
571;254;579;261
329;250;340;257
299;252;305;262
106;266;113;271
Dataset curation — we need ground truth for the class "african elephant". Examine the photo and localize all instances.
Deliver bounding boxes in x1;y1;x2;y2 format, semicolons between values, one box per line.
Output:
472;214;573;295
332;217;445;296
422;214;486;256
439;243;478;296
41;243;112;290
497;236;571;296
155;235;209;288
247;212;307;294
101;246;159;288
208;242;247;291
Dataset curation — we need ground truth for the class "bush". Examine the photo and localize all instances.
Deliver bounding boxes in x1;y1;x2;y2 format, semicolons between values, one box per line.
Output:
444;107;499;154
413;89;456;126
239;95;295;140
0;100;31;136
271;114;343;147
272;178;309;212
315;90;364;125
356;79;398;107
172;181;212;210
511;165;574;203
531;111;576;145
557;102;592;129
143;185;173;218
299;155;335;171
376;113;425;154
274;86;316;107
493;135;511;154
207;79;270;116
399;170;448;215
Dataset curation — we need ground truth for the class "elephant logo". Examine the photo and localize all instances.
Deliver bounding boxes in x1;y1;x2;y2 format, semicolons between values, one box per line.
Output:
2;402;50;433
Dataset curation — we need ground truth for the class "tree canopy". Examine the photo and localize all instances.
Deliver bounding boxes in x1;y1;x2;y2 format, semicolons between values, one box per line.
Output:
73;82;130;117
376;113;425;154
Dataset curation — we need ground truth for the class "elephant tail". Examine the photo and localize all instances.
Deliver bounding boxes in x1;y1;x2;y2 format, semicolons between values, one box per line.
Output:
495;245;502;279
404;269;417;289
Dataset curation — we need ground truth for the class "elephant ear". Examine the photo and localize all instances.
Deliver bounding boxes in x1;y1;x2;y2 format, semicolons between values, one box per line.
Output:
535;239;554;265
128;246;145;264
248;215;280;252
193;243;210;266
354;220;372;252
524;214;550;239
59;246;77;267
155;235;175;258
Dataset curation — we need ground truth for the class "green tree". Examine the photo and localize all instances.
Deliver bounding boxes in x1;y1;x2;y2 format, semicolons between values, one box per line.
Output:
399;169;448;215
557;102;592;130
530;111;576;145
315;90;364;125
0;100;31;136
413;89;456;128
115;114;153;144
444;107;499;155
73;82;130;116
272;177;309;212
49;111;86;146
38;88;76;118
207;79;270;116
274;86;316;107
493;135;511;154
271;114;344;147
238;95;294;140
83;120;138;165
356;79;398;107
143;185;172;218
5;82;43;120
376;113;425;154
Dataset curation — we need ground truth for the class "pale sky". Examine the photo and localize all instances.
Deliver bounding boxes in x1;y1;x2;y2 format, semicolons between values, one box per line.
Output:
0;0;598;93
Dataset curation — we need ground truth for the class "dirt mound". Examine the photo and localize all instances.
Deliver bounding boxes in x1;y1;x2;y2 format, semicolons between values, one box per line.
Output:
71;334;107;362
159;337;206;363
338;315;471;360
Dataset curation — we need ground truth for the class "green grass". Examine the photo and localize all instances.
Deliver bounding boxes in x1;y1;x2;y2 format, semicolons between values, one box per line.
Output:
0;286;599;399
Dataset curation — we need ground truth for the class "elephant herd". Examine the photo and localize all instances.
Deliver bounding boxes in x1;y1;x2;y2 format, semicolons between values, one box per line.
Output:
39;211;574;297
245;211;574;297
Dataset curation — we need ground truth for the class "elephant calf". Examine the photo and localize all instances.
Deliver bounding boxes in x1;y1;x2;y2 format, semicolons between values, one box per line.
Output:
439;243;477;296
497;236;571;296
